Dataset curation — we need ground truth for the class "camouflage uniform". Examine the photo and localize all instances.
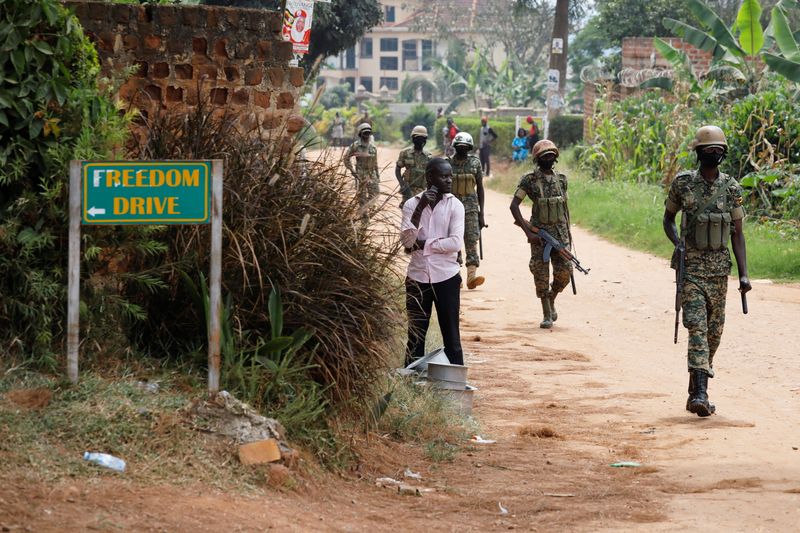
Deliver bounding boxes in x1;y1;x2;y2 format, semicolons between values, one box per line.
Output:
343;140;380;207
666;170;745;376
447;153;482;267
396;146;432;199
515;169;572;298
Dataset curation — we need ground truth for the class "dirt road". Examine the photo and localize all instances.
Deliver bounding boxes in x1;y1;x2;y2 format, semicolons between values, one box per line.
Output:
3;147;799;531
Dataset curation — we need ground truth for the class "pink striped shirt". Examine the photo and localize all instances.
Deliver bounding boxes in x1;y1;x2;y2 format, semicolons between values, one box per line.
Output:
401;193;464;283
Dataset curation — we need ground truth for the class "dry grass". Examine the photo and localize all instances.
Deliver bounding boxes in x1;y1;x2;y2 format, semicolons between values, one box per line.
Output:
129;98;405;408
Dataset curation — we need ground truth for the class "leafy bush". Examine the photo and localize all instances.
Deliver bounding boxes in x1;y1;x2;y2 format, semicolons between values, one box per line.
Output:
400;104;436;142
434;116;518;158
1;0;140;364
319;84;356;110
578;87;696;184
723;85;800;218
548;114;584;148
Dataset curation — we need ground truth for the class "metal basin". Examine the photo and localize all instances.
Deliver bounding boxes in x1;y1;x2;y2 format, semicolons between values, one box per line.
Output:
427;361;468;384
405;348;450;372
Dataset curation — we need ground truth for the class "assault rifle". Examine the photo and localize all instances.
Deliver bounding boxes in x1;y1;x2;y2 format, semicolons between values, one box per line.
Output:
674;214;687;344
514;219;590;284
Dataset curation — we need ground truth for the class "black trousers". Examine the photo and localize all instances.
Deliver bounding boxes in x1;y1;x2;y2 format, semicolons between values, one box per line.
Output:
405;274;463;366
479;145;491;176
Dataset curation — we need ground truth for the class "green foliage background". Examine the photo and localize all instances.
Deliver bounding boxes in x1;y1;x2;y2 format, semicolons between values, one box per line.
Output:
434;117;518;158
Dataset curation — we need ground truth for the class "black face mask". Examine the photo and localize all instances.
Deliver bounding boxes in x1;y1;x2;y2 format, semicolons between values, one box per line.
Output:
538;158;556;170
455;145;470;156
698;151;725;168
413;137;427;150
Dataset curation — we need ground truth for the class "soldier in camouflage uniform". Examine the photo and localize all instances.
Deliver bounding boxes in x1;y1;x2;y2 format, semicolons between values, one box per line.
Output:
663;125;751;417
343;123;380;210
510;140;572;329
447;132;486;289
395;125;432;208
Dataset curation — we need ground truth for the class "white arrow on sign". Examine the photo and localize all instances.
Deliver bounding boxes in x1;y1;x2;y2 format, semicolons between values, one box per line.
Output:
87;206;106;217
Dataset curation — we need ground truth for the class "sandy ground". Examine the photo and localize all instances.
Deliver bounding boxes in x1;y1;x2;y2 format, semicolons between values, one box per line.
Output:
2;147;799;532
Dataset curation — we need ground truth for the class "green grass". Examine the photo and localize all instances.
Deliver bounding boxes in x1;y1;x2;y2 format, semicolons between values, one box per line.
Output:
489;154;800;282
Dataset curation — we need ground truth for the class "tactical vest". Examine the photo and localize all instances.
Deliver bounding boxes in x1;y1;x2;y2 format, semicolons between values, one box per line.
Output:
534;176;566;225
688;178;734;251
451;158;477;197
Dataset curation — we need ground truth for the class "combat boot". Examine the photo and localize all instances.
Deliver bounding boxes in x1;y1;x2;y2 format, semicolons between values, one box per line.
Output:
466;266;485;290
686;372;715;413
688;370;713;417
548;290;558;322
539;298;553;329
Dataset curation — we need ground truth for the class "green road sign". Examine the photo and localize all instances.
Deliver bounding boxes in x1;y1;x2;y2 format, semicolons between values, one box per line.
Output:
82;161;211;225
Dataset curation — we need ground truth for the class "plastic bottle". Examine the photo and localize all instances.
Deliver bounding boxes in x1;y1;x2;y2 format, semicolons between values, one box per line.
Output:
83;452;126;472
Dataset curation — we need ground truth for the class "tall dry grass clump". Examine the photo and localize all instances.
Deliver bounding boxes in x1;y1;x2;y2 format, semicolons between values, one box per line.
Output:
129;100;405;409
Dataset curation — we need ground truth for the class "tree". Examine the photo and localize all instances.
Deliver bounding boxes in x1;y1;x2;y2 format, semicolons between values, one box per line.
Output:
201;0;382;71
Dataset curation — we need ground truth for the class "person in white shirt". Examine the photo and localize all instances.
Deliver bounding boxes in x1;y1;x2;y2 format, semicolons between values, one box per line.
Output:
401;158;465;366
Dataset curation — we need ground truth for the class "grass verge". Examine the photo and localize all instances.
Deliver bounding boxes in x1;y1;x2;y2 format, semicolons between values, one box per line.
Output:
489;154;800;282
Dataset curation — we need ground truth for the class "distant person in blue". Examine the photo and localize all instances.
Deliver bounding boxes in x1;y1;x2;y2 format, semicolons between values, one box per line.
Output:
512;128;529;161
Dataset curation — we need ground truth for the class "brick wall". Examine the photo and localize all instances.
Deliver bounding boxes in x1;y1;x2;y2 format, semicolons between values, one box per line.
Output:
65;1;305;135
583;37;713;140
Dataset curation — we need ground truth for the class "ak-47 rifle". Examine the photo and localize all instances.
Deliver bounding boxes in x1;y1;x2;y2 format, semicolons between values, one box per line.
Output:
674;216;687;344
514;219;590;277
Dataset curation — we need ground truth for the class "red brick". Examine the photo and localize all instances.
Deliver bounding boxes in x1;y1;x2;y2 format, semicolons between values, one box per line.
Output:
245;68;263;86
166;86;183;103
276;91;294;109
193;37;208;56
210;88;228;105
286;114;305;133
257;41;272;59
182;8;202;26
123;34;139;52
224;67;240;82
175;64;193;80
214;39;229;58
144;85;162;103
289;67;304;88
87;2;108;21
265;12;283;33
199;65;218;80
156;6;179;26
144;35;162;50
152;62;170;79
267;68;284;86
254;91;270;109
232;88;249;105
275;41;293;62
133;61;148;78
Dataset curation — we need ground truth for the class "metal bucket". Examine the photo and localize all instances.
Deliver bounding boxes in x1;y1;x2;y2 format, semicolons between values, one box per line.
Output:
431;378;469;390
438;385;477;415
427;362;468;384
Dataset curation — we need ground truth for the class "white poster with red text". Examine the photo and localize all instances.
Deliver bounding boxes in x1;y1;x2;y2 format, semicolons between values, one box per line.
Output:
283;0;314;55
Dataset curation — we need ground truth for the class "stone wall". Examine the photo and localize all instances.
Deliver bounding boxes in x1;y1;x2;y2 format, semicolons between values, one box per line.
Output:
583;37;713;139
65;1;305;135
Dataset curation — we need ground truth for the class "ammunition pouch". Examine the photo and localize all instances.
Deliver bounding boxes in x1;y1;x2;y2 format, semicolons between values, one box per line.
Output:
536;196;566;225
452;172;476;197
694;212;731;250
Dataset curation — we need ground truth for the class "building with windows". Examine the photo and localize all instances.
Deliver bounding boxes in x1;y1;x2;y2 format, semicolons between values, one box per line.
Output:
319;1;443;101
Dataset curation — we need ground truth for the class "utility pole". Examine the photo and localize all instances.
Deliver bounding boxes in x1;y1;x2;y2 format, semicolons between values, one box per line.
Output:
545;0;569;138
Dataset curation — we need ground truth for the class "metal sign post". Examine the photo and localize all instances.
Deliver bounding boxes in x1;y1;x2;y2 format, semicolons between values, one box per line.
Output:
66;160;223;394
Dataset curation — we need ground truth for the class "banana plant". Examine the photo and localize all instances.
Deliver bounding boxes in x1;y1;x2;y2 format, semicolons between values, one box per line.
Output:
660;0;800;91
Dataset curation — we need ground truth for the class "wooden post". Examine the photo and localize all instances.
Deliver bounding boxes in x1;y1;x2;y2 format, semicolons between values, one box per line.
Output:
67;161;82;384
208;160;223;394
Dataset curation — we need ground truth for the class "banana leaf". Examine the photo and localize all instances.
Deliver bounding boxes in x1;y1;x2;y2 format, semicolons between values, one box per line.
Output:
663;18;727;61
763;51;800;82
685;0;746;57
737;0;765;56
770;7;800;61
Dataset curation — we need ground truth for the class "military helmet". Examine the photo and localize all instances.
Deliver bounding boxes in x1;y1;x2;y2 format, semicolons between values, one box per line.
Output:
689;125;728;150
452;131;474;147
532;139;559;159
411;125;428;138
357;123;372;136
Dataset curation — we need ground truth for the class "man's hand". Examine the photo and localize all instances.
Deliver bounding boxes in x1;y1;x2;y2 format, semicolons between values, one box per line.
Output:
420;187;437;206
739;276;752;294
478;212;486;229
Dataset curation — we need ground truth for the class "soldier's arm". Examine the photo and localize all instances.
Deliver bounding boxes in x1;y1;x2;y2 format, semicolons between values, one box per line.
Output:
342;144;355;174
730;189;750;293
510;191;538;243
663;180;682;246
475;163;485;224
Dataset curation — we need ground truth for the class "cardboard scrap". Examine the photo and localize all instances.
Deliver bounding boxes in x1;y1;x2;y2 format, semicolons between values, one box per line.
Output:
238;438;281;465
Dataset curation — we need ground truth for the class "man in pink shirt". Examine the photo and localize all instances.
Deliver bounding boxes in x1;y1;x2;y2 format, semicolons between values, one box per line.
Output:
401;158;466;366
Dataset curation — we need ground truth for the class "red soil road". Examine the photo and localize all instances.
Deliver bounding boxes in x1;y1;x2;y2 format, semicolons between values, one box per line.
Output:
2;147;799;531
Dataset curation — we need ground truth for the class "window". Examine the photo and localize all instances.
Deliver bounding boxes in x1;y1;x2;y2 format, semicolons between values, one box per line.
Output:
380;57;398;70
380;38;398;52
421;40;434;71
343;77;356;92
360;38;373;59
380;77;399;91
385;5;396;23
360;77;373;92
402;40;418;71
344;46;356;70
